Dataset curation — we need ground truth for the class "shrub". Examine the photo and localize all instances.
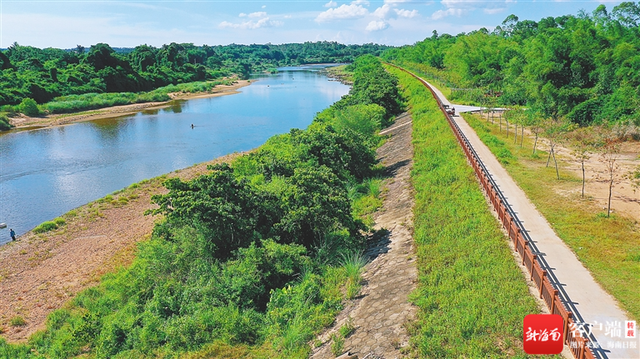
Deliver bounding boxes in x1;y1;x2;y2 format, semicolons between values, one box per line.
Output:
33;221;58;233
19;98;40;117
10;316;26;327
330;333;344;356
0;114;12;131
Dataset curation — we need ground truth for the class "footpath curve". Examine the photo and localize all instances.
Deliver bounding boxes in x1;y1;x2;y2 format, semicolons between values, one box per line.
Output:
392;66;638;359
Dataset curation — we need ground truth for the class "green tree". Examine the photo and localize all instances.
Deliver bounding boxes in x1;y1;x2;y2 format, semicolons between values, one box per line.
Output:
570;127;597;198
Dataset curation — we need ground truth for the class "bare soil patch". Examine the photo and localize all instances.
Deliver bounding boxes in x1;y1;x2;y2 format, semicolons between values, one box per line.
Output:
8;80;251;129
480;115;639;221
0;152;246;342
558;141;639;220
311;112;417;359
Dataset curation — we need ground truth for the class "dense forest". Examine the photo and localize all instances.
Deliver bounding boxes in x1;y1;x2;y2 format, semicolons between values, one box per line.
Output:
0;55;404;358
383;2;640;126
0;41;390;129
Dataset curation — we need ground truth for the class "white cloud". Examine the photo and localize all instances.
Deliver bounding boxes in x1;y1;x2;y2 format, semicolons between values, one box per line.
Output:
239;12;247;17
315;4;369;22
352;0;370;5
248;11;267;18
262;5;267;8
432;0;507;19
395;8;418;18
324;0;338;7
432;8;464;20
366;20;389;31
373;4;393;18
219;17;283;30
484;7;505;14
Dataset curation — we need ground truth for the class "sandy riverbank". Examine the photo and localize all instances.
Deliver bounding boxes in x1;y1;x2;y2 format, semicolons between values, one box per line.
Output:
7;80;252;129
0;151;249;342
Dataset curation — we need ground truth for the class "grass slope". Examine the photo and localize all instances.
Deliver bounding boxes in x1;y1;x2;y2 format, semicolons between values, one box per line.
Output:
389;67;547;358
464;114;640;321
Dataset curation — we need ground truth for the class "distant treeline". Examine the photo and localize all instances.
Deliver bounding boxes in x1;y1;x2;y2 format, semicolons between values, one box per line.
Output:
0;41;391;107
383;2;640;125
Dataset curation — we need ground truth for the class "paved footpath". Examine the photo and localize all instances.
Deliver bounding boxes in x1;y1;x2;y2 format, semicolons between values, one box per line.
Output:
424;78;639;359
311;112;417;359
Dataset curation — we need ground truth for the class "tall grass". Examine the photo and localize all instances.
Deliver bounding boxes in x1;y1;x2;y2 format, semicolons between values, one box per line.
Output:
389;66;546;358
40;80;234;115
349;177;384;227
465;113;640;321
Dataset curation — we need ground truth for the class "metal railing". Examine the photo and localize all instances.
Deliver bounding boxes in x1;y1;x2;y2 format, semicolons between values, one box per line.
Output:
390;64;606;359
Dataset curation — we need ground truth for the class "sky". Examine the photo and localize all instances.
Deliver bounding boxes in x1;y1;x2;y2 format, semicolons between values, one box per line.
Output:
0;0;627;49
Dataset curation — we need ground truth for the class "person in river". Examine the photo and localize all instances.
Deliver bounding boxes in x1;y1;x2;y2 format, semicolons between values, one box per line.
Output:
191;123;194;129
9;228;16;241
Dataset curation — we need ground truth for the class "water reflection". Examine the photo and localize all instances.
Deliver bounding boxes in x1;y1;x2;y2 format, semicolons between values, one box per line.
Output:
0;67;350;242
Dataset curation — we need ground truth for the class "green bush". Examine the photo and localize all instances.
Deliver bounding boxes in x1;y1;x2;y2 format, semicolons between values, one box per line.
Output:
19;98;40;116
0;114;12;131
10;316;26;327
33;221;58;234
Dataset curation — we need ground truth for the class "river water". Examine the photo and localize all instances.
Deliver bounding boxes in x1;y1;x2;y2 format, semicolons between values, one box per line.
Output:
0;65;350;243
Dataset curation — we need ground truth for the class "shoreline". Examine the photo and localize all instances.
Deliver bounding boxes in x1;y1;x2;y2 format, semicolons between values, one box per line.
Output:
6;80;253;130
0;150;250;342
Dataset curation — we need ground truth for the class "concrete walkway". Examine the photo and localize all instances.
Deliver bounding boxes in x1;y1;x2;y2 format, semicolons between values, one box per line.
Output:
425;79;639;359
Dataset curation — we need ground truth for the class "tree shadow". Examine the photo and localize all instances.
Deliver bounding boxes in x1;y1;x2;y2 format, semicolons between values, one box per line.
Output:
384;159;410;178
364;228;391;261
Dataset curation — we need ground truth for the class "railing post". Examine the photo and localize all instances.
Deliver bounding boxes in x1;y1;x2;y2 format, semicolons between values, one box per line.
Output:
564;313;573;345
579;337;586;359
539;271;547;297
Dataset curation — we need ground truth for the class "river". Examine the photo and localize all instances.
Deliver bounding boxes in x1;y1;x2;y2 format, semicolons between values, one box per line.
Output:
0;65;350;243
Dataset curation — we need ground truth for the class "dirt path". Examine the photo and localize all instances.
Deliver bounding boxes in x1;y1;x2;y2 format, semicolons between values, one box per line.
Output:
0;152;245;342
7;80;251;129
426;80;639;359
311;112;417;359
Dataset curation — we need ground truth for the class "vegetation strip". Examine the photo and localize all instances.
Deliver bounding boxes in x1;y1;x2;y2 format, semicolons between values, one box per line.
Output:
388;66;545;358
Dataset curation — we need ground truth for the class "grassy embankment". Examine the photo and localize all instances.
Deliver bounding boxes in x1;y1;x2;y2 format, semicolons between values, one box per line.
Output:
462;113;640;321
0;56;395;359
389;66;550;358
